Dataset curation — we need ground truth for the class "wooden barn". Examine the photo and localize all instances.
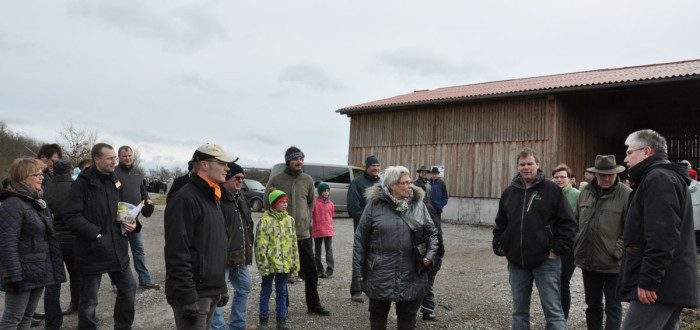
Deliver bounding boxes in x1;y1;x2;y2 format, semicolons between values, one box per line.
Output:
337;59;700;224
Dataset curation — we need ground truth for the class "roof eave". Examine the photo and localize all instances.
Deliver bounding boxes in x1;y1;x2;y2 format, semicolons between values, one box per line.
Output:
336;75;700;116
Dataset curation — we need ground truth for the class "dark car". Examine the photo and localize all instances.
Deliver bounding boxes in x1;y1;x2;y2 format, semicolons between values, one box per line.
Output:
242;179;265;212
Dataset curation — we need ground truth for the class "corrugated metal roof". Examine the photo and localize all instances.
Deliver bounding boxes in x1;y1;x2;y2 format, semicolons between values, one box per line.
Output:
338;59;700;113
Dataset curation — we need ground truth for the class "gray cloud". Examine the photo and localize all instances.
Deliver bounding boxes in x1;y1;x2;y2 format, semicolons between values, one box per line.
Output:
376;48;500;84
0;32;34;52
278;63;344;91
171;73;222;93
66;0;229;52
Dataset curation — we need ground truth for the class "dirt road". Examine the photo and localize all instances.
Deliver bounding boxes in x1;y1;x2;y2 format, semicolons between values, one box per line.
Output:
3;195;698;329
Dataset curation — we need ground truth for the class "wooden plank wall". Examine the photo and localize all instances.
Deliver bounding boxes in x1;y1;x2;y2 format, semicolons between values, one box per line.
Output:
347;98;556;198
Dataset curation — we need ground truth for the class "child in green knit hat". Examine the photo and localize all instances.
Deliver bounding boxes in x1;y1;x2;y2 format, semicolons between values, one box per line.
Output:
255;187;299;329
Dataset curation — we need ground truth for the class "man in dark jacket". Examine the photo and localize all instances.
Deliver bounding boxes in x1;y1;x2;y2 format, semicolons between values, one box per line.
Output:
43;159;80;328
37;143;62;191
164;143;236;329
114;145;159;291
210;163;256;330
492;148;577;329
346;155;380;303
428;167;448;221
618;129;699;329
63;143;140;330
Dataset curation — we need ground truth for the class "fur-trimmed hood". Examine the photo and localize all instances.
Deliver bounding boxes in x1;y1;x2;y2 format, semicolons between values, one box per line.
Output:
364;182;425;205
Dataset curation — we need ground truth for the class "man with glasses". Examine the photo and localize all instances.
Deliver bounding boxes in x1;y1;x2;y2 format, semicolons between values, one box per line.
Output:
210;163;256;330
618;129;698;329
264;146;331;316
165;144;236;329
492;148;577;329
63;143;140;330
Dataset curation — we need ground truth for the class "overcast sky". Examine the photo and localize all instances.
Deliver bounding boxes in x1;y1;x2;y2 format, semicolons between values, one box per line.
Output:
2;1;699;171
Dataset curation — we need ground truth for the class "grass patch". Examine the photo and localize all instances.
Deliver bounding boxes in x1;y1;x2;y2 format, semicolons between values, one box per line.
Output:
151;194;167;206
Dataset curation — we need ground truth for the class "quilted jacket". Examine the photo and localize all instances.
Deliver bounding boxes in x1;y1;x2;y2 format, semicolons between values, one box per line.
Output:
0;190;66;292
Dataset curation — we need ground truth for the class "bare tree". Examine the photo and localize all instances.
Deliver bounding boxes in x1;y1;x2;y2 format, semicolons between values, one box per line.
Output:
57;122;99;167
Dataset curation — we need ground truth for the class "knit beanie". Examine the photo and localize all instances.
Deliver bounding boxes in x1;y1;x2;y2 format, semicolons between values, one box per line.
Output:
268;188;289;209
365;155;379;169
53;159;72;175
225;162;244;181
317;182;330;195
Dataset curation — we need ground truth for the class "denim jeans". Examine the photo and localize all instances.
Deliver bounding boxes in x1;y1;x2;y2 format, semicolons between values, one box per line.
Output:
0;287;44;330
127;230;152;284
79;268;136;330
259;273;289;318
210;265;252;330
508;257;566;330
314;236;334;276
420;272;437;315
582;269;621;330
622;301;682;330
560;250;576;319
172;295;220;330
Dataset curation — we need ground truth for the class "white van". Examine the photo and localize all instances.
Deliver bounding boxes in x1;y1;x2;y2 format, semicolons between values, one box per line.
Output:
270;163;365;212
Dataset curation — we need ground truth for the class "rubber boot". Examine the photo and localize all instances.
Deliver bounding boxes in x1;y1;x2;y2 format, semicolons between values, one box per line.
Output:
258;316;269;330
276;316;289;330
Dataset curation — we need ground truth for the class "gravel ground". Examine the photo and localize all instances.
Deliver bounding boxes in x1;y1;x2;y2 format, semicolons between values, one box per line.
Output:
3;194;699;329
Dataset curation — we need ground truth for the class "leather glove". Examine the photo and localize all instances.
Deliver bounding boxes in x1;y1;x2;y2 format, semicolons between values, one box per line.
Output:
217;292;229;307
181;302;199;325
7;281;23;294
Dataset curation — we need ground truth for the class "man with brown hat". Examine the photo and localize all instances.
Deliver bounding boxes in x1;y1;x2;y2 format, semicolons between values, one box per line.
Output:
573;155;631;330
413;165;432;203
165;143;237;329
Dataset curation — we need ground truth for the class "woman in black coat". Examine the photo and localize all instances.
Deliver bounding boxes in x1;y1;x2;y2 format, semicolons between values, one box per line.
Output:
0;158;66;329
353;166;438;330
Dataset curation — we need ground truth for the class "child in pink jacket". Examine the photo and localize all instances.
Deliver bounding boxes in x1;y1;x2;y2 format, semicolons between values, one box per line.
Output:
312;183;335;278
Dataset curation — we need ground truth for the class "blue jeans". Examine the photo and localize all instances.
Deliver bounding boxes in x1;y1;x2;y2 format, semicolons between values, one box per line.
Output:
582;269;621;330
79;268;136;330
508;257;566;330
259;273;289;318
210;266;252;330
0;287;44;330
127;230;152;284
622;301;682;330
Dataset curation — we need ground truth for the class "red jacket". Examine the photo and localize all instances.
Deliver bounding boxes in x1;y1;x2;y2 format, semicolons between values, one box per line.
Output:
312;197;334;238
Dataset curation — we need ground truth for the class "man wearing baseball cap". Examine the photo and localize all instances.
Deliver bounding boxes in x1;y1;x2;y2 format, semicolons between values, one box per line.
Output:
165;143;237;329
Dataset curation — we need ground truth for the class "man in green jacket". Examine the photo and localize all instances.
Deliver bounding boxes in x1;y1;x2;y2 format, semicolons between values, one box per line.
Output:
264;146;331;316
573;155;631;330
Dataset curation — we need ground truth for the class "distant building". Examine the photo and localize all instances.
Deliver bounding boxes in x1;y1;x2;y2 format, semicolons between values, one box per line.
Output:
337;59;700;224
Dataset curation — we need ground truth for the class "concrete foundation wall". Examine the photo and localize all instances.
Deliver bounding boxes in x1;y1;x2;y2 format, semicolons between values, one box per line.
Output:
441;197;499;225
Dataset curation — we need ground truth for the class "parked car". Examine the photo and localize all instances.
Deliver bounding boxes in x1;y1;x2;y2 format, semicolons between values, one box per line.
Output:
270;163;365;212
242;178;265;212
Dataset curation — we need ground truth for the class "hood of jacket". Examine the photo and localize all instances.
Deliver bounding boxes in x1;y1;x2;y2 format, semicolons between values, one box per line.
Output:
628;152;691;188
509;168;547;190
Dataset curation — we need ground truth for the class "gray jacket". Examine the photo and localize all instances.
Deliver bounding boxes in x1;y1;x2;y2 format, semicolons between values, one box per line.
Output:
352;184;438;302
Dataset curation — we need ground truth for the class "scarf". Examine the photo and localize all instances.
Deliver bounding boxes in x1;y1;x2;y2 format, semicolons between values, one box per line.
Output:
382;185;411;213
198;174;221;200
11;183;47;210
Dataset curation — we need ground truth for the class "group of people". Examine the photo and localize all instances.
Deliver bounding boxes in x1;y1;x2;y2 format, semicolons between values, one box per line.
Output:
0;143;160;330
493;128;699;329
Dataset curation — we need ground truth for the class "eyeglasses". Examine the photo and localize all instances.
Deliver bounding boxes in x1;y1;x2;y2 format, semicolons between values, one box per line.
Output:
553;176;568;180
233;176;244;181
207;159;227;166
29;173;44;178
397;180;412;186
626;148;645;156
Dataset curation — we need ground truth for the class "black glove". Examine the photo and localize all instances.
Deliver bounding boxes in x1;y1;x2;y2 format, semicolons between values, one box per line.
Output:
217;292;229;307
7;281;23;294
181;302;199;325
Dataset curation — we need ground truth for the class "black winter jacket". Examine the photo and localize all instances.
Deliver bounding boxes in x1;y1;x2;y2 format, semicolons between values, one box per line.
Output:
492;169;577;269
63;166;140;275
617;153;699;307
352;184;438;302
0;191;66;291
43;173;75;244
220;186;254;267
164;174;227;306
347;172;380;222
